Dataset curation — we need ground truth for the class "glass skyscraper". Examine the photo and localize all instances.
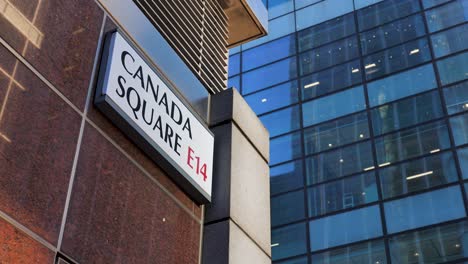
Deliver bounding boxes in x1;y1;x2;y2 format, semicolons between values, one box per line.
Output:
228;0;468;263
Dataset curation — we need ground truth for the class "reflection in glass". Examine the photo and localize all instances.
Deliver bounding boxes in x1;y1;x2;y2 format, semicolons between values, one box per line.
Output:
357;0;421;31
301;60;362;101
228;54;240;77
268;0;294;19
437;51;468;86
308;172;378;217
360;14;427;55
302;86;366;127
384;186;465;234
309;205;383;251
270;160;304;195
272;222;308;260
260;106;300;137
295;0;354;30
244;81;299;115
375;121;451;165
444;80;468;115
425;0;468;33
304;111;369;155
422;0;451;9
271;190;305;227
276;256;308;264
306;141;374;184
270;132;302;165
312;239;387;264
450;113;468;146
298;13;356;52
431;23;468;58
299;36;359;75
367;64;437;107
364;38;432;80
228;75;240;90
389;220;468;264
242;35;296;72
242;13;295;50
379;151;458;199
371;90;444;136
458;147;468;179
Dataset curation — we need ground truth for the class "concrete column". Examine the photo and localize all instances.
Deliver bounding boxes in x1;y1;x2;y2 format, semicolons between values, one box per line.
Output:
202;89;271;264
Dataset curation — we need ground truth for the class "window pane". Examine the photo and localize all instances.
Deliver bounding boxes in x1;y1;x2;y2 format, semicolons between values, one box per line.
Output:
437;51;468;86
296;0;354;30
367;64;437;107
308;172;378;217
306;141;374;184
357;0;421;31
271;132;302;165
275;256;308;264
384;186;465;234
272;223;308;260
295;0;322;9
228;54;240;77
364;38;432;81
422;0;451;9
444;80;468;115
450;112;468;146
245;81;299;115
360;14;427;55
260;106;300;137
268;0;294;19
299;36;359;75
272;190;305;227
389;221;468;264
355;0;385;10
458;147;468;179
309;205;383;251
431;23;468;58
228;75;240;90
304;111;369;155
298;13;356;52
425;0;468;33
301;60;362;101
311;239;387;264
270;160;304;195
375;120;451;165
303;86;366;127
371;90;444;136
242;13;295;50
242;57;297;94
242;35;296;72
379;151;458;199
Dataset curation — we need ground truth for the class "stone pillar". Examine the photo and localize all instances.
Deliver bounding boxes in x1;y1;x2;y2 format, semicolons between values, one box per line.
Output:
202;89;271;264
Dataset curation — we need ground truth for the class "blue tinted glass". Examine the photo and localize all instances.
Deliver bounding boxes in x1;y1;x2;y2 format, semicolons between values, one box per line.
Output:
308;172;378;217
242;13;295;50
268;0;294;19
443;80;468;115
425;0;468;32
302;86;366;127
298;13;356;52
384;186;465;234
306;141;374;184
379;151;458;199
242;35;296;72
229;46;240;55
242;57;297;94
299;36;359;75
296;0;354;30
450;113;468;146
301;60;362;101
357;0;421;31
312;240;387;264
437;51;468;86
270;160;304;195
360;14;427;55
367;64;437;107
354;0;385;9
276;256;308;264
271;190;305;227
260;106;301;137
389;220;468;264
458;147;468;179
295;0;322;9
431;23;468;58
244;81;299;115
228;54;240;77
228;75;240;90
309;205;383;251
270;132;302;165
272;223;308;260
375;121;451;164
303;111;369;155
422;0;451;8
371;90;444;135
364;38;432;80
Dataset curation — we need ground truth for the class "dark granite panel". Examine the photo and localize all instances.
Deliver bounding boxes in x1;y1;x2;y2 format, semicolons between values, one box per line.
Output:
0;0;104;109
0;217;55;263
61;124;201;264
0;46;82;245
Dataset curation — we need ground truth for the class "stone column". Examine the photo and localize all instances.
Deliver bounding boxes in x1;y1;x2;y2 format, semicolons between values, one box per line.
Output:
202;89;271;264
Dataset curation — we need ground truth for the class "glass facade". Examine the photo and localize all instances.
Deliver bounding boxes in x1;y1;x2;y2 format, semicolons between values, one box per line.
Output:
229;0;468;262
